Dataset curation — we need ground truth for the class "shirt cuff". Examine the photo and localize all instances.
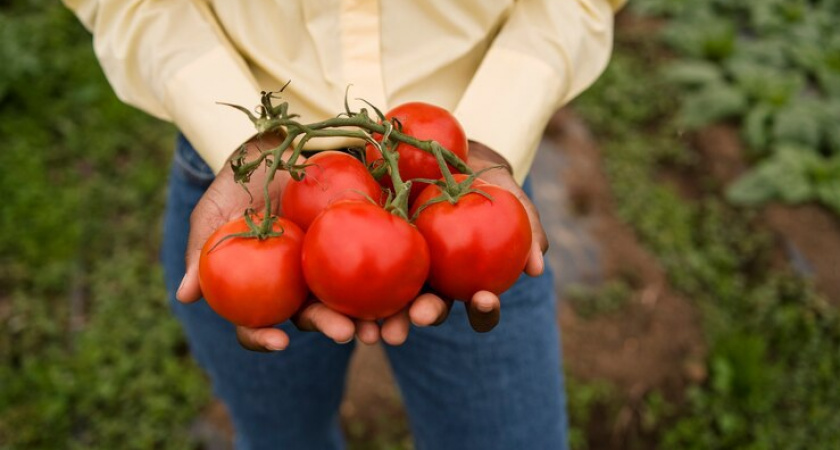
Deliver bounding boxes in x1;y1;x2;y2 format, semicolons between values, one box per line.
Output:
454;48;566;184
163;47;262;174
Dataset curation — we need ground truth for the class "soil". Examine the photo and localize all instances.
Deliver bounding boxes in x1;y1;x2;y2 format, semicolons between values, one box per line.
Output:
340;343;408;445
553;109;708;384
546;109;706;448
693;125;840;305
762;204;840;304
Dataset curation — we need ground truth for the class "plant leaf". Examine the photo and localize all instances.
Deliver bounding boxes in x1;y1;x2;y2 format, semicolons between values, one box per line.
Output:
679;82;748;129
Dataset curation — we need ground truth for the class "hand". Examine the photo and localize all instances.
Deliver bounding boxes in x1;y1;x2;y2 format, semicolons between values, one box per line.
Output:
455;141;549;332
175;133;310;351
176;133;291;306
232;291;455;351
353;141;549;336
175;136;453;351
467;140;549;265
325;141;531;340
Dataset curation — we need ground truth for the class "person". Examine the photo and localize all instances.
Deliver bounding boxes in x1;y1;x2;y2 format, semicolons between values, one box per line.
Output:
65;1;624;448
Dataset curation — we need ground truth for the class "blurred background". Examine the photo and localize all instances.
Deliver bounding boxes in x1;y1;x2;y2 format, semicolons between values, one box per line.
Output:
2;1;839;448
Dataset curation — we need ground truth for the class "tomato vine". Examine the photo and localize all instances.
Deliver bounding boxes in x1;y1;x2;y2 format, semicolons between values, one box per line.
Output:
222;86;474;230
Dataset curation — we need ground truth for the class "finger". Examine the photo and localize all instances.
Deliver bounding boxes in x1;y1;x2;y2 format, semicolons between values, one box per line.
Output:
292;302;356;344
355;319;380;345
507;187;548;278
483;172;549;256
470;151;549;256
524;241;545;277
409;292;454;327
466;291;501;333
236;326;290;352
515;191;549;255
176;265;202;304
177;200;228;303
381;308;411;346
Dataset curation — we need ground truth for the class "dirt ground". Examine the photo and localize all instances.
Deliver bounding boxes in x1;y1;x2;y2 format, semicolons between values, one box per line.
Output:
192;109;840;449
544;110;706;447
692;125;840;306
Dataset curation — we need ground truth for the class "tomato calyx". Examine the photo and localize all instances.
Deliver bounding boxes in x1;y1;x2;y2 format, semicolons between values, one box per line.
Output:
409;147;506;221
409;175;493;221
208;210;288;253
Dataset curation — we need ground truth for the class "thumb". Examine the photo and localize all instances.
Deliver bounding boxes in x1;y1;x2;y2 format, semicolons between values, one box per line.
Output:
176;200;229;303
176;264;201;303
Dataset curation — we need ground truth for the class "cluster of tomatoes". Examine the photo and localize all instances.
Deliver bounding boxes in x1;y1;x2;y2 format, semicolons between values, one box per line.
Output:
198;102;532;328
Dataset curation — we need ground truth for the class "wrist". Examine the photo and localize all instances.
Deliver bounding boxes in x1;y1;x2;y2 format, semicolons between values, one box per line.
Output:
468;140;513;175
242;131;286;158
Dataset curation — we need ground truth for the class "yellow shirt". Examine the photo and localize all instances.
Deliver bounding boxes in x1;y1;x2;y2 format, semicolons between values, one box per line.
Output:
64;0;625;182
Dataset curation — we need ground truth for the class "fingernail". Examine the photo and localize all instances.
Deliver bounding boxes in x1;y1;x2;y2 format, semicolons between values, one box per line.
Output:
266;335;286;351
533;244;545;274
176;275;186;299
476;300;494;313
335;336;354;345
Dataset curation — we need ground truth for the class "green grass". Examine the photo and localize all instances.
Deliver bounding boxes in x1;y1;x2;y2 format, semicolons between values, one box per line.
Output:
0;3;208;448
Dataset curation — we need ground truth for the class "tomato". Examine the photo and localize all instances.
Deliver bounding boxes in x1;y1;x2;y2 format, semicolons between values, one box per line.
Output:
302;200;430;320
410;178;532;301
281;151;382;230
199;215;308;327
365;102;469;203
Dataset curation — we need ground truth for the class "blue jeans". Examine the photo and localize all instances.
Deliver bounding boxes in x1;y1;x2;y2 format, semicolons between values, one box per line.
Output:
161;135;569;450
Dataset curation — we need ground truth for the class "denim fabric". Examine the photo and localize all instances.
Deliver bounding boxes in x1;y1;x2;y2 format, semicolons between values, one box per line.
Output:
161;135;569;450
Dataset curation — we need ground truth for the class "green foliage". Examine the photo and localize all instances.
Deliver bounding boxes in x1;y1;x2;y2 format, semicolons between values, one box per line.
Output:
566;377;618;450
727;146;840;207
641;0;840;214
567;281;632;319
678;81;748;129
663;279;840;450
574;22;840;448
0;3;208;449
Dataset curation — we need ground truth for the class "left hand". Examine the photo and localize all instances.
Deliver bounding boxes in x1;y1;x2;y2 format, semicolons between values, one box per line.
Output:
467;140;549;268
406;140;549;333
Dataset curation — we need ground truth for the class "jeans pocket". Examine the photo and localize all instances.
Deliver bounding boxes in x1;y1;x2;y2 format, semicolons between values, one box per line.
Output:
173;134;215;188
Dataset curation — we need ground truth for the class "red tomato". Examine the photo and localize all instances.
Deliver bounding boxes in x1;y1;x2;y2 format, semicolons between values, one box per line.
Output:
302;200;430;320
365;102;469;203
410;179;532;301
281;151;382;230
199;216;308;327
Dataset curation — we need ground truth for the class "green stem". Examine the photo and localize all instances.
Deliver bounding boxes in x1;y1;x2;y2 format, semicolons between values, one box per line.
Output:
432;144;459;194
261;149;282;233
228;91;475;231
379;141;410;219
262;115;472;174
